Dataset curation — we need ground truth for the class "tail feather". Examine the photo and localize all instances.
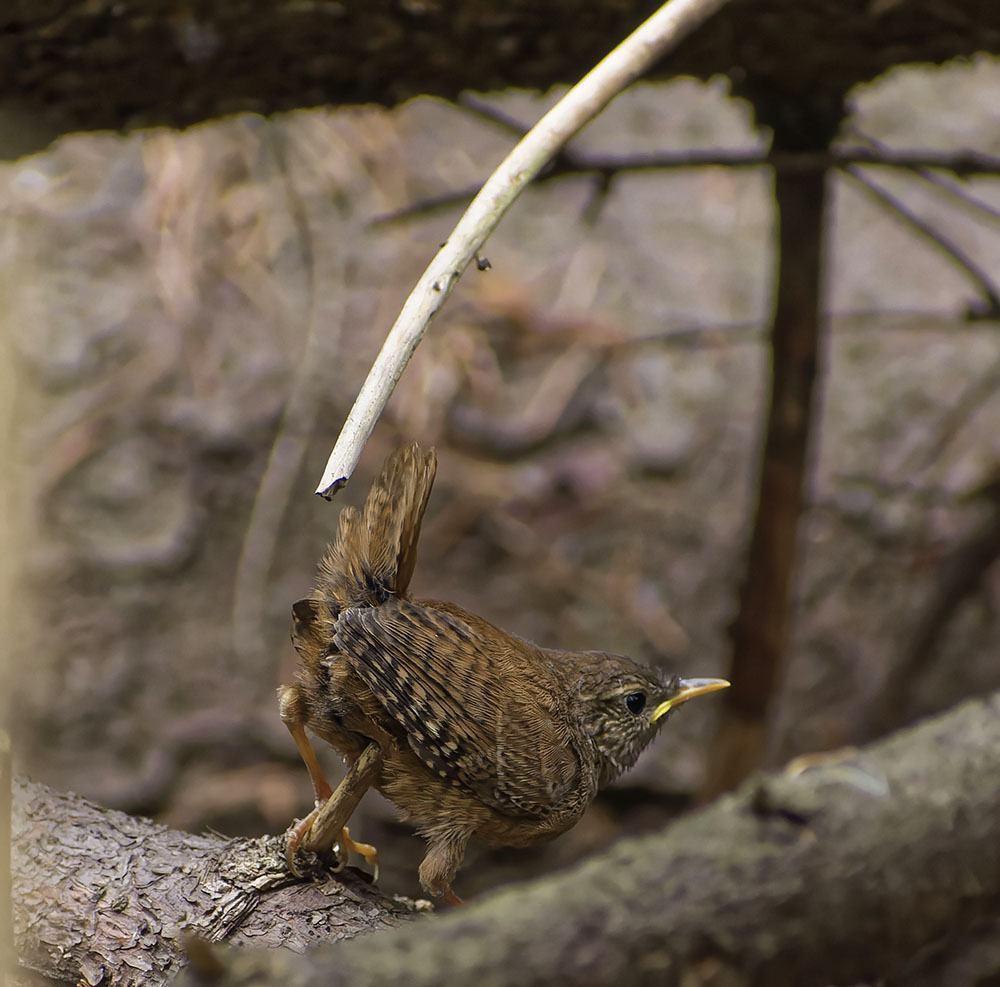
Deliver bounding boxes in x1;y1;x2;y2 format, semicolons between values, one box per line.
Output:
316;442;437;613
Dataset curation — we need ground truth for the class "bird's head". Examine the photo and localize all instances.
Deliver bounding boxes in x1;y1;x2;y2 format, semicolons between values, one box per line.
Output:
567;653;729;788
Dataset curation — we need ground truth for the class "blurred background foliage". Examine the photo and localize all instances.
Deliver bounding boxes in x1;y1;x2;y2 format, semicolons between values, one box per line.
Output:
3;58;1000;900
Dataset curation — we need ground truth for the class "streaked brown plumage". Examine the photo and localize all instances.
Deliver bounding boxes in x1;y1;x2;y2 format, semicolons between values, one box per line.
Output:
280;442;727;903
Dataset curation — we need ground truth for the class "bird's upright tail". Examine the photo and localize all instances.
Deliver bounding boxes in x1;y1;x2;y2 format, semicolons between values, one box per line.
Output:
291;442;437;667
316;441;438;612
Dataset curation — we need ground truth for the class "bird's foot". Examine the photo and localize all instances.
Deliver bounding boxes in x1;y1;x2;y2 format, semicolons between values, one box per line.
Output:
285;807;339;877
339;825;379;882
285;812;378;880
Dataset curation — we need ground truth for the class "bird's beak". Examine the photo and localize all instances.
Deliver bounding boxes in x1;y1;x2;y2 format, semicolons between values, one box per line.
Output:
652;677;730;722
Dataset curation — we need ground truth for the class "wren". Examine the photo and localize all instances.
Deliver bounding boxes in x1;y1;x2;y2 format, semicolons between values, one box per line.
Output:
279;442;728;903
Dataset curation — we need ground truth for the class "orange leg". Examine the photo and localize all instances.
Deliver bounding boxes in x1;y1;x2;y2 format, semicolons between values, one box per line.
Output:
279;686;382;879
341;825;379;880
279;686;335;804
418;827;471;907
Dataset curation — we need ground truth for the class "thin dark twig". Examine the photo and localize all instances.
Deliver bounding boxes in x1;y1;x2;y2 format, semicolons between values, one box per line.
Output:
457;93;582;181
908;359;1000;473
851;127;1000;228
460;95;1000;180
370;146;1000;227
612;319;764;347
369;182;484;225
830;306;990;329
458;91;615;223
882;162;1000;228
912;171;1000;227
458;92;618;224
842;165;1000;318
559;308;993;353
580;170;616;224
457;92;542;138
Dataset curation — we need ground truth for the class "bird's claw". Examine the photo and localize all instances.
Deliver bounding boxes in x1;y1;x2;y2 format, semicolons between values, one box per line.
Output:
284;813;378;882
285;808;320;877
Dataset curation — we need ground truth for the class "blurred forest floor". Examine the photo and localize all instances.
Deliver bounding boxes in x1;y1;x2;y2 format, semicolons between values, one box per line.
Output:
3;59;1000;901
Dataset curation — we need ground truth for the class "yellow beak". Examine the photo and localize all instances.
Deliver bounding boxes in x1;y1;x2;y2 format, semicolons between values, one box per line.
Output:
652;677;730;722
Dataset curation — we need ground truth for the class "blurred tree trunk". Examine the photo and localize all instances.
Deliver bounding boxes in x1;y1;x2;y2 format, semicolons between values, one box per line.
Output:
13;693;1000;987
702;100;839;796
19;694;1000;987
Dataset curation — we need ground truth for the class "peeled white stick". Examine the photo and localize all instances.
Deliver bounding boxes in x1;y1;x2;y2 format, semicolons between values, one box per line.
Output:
315;0;731;498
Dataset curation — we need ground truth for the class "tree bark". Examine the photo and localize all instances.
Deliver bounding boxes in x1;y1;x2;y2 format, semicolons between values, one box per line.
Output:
13;692;1000;986
11;780;418;987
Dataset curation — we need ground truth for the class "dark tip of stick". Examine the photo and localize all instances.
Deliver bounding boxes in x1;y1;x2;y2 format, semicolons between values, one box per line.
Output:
317;477;348;501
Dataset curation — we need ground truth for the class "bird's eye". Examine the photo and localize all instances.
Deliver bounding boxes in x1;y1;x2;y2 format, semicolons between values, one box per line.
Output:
625;692;646;714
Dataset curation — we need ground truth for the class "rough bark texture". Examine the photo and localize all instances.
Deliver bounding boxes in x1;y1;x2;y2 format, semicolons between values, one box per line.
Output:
14;693;1000;986
11;780;418;987
3;0;1000;141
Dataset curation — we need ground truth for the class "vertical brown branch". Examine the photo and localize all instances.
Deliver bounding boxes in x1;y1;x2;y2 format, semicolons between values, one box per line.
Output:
702;144;830;797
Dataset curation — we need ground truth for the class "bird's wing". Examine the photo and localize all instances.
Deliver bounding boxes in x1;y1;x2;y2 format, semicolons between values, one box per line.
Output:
335;599;583;817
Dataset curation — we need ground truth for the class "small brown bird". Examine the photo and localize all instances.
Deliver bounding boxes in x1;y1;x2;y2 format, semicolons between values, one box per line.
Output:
279;443;727;903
